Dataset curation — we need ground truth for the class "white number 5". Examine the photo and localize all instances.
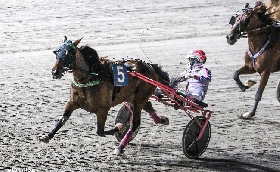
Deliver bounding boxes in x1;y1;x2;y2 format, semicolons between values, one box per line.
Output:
117;66;125;83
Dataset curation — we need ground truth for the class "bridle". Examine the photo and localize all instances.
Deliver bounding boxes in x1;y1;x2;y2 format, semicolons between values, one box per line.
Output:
52;43;78;79
227;3;275;45
228;3;278;67
230;7;254;39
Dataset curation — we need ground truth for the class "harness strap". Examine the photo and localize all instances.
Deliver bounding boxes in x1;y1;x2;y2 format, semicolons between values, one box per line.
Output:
247;39;270;67
71;72;100;87
71;79;100;87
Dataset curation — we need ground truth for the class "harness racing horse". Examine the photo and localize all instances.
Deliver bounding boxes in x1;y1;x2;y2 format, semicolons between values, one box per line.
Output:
39;37;170;155
226;1;280;119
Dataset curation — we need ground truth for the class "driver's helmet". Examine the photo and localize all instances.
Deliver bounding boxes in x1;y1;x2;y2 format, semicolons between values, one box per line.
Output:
186;49;207;64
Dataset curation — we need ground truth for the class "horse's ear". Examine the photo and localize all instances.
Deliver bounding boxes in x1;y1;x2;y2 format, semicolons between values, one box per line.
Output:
253;1;266;13
73;37;83;47
63;36;67;43
229;16;236;26
254;5;262;12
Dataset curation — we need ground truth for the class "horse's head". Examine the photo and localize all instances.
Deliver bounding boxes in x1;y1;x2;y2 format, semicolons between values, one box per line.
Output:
51;37;82;79
226;1;270;45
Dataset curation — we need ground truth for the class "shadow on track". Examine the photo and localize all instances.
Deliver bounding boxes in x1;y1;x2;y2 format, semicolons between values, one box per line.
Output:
120;143;279;172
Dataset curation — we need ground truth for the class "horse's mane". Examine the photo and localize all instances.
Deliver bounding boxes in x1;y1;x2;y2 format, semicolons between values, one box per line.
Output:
79;45;113;81
149;64;170;86
255;1;275;24
79;45;100;68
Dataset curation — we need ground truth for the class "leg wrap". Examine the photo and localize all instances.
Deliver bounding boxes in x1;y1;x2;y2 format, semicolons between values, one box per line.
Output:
120;129;134;147
255;89;262;102
148;112;161;124
49;116;69;138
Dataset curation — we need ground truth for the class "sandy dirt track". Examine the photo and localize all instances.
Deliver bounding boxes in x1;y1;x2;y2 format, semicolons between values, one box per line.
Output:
0;0;280;171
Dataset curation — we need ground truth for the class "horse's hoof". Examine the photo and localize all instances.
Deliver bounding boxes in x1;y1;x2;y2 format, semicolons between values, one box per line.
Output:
113;147;124;156
96;130;105;137
39;134;50;143
160;116;169;125
115;123;125;132
237;112;253;119
240;86;248;92
173;103;180;110
246;80;257;88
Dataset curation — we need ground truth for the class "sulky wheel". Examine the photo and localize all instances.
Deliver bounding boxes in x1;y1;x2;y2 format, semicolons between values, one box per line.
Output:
114;103;139;142
182;116;211;159
277;80;280;103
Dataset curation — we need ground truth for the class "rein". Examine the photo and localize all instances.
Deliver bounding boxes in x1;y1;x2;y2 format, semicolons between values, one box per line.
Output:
247;25;271;34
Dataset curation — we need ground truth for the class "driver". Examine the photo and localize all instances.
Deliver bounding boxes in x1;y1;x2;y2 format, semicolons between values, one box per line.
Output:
145;49;211;124
179;49;211;102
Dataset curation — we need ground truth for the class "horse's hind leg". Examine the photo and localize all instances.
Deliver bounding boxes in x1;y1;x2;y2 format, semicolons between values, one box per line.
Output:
113;103;143;155
143;101;169;125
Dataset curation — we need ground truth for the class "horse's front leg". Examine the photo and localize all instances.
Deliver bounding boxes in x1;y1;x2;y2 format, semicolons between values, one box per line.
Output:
95;110;108;137
96;109;125;137
239;71;270;119
39;101;77;143
233;64;257;92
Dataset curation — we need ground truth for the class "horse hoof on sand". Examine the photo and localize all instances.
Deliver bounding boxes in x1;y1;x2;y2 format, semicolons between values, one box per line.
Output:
115;123;125;132
113;147;123;156
237;112;253;119
246;80;257;88
160;116;169;125
39;134;50;143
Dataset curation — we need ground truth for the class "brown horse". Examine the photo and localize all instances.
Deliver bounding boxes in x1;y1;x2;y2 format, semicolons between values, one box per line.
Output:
226;1;280;119
39;37;170;154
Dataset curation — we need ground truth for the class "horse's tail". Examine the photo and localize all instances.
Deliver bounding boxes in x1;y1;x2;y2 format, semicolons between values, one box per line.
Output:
149;64;170;86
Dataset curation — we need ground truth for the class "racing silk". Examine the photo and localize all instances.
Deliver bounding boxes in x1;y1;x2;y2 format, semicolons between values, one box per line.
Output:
180;63;211;101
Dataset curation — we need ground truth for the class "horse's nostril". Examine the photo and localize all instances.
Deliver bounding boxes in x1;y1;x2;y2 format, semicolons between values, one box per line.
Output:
52;70;57;75
226;34;233;40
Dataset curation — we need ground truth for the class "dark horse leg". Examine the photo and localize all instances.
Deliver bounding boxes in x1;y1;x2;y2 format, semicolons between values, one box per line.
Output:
233;65;257;92
233;52;258;92
239;71;270;119
39;101;77;143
